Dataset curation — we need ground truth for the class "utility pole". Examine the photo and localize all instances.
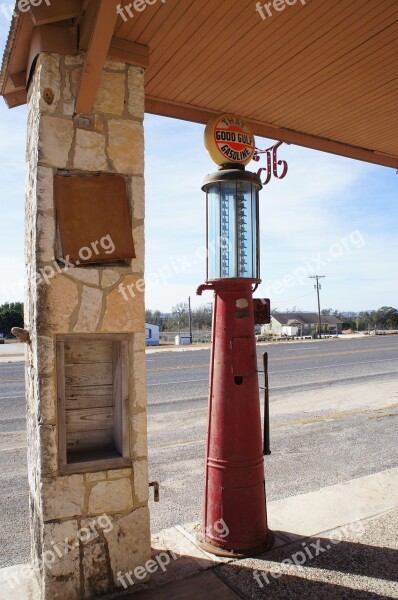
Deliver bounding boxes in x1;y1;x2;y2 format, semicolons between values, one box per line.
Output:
188;296;192;344
309;275;325;339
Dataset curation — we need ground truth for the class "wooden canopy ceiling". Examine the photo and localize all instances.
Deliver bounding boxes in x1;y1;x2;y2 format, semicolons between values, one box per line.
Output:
1;0;398;168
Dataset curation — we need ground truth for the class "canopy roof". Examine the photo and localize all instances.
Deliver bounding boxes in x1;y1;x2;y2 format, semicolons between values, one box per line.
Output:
1;0;398;168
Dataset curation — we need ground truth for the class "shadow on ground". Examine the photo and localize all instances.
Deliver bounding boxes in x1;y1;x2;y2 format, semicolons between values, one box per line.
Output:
217;532;398;600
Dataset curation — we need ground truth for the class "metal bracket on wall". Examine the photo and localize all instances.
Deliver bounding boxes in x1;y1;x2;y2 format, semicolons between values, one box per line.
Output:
11;327;31;344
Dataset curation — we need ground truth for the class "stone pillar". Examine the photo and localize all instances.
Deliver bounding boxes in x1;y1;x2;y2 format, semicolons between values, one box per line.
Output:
25;53;150;599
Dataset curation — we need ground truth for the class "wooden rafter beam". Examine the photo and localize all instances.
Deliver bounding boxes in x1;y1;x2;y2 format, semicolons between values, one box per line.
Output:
27;24;77;84
79;2;149;68
3;89;27;109
79;0;99;50
29;0;82;26
145;97;398;170
108;38;149;69
75;0;119;115
9;71;26;89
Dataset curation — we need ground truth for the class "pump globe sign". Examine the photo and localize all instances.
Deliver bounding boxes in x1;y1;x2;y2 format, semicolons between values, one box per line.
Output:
204;114;255;166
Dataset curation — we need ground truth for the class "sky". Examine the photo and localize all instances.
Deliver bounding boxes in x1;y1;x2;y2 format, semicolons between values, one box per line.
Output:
0;17;397;315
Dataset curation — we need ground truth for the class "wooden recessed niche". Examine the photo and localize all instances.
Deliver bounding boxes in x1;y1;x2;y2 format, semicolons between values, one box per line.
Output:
56;335;131;474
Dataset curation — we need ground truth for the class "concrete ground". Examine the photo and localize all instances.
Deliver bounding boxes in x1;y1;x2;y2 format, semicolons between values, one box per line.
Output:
1;467;397;599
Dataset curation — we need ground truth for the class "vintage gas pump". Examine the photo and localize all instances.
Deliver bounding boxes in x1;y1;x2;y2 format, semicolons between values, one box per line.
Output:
197;114;272;556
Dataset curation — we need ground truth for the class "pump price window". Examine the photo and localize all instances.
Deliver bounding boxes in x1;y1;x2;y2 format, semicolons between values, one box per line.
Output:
207;180;258;279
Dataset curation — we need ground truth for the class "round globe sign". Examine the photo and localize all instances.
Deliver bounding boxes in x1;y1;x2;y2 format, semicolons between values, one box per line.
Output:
204;114;255;166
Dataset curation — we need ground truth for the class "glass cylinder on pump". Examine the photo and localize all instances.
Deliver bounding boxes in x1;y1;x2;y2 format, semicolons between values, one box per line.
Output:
203;168;261;282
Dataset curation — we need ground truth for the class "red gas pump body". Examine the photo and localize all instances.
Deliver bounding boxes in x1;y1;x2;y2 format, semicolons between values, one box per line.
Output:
198;278;272;555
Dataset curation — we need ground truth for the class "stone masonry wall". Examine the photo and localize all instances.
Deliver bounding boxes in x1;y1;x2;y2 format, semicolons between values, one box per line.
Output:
25;52;150;599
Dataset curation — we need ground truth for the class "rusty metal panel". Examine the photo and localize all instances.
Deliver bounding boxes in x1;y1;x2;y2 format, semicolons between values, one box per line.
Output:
253;298;270;325
231;337;255;377
54;172;135;265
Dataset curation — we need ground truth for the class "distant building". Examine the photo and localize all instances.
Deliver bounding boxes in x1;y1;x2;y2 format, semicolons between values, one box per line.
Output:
145;323;160;346
261;312;343;336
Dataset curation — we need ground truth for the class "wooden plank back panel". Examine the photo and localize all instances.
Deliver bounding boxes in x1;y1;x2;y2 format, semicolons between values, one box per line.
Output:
66;383;113;398
66;407;114;432
64;340;113;364
65;390;113;411
66;429;114;452
65;362;113;387
64;339;115;457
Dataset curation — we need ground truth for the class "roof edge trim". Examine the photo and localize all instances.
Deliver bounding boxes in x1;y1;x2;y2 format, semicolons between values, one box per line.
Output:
0;2;21;96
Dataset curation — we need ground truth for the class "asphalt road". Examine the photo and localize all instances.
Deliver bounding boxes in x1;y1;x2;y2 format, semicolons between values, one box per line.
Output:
0;336;397;567
146;336;398;406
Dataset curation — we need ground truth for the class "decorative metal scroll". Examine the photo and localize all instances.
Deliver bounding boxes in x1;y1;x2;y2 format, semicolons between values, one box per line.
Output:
253;141;290;185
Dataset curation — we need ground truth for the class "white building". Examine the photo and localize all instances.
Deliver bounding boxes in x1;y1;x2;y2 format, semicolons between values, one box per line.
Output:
145;323;160;346
261;312;343;337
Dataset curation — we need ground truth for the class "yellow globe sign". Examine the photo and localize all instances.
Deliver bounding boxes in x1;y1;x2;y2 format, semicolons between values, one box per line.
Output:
204;114;256;166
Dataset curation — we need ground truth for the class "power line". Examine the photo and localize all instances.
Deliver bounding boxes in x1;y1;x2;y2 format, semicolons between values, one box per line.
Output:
309;275;325;339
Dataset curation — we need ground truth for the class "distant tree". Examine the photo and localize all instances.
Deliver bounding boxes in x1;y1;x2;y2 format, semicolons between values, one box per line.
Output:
172;302;188;322
0;302;24;336
374;307;398;330
171;302;189;332
358;311;376;331
145;309;167;330
146;303;214;332
338;311;357;330
192;304;213;330
336;308;398;332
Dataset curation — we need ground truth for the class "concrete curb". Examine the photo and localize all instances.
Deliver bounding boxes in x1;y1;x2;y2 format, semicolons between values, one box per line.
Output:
0;355;26;363
0;565;39;600
267;466;398;539
0;343;26;363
